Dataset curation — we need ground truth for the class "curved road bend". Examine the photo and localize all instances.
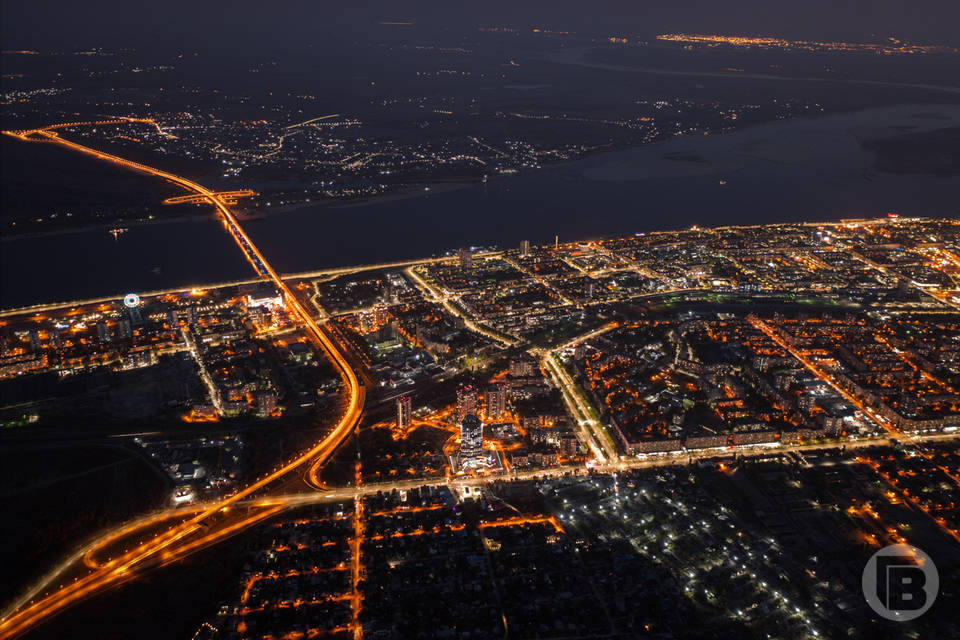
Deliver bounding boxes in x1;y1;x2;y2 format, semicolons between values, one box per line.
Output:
0;124;365;639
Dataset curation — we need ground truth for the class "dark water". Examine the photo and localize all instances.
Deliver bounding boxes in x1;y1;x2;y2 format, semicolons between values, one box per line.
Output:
4;104;960;309
1;219;248;308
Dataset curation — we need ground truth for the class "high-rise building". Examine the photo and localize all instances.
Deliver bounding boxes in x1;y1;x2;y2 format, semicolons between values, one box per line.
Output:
383;280;396;304
96;321;111;344
396;395;412;428
458;248;473;269
455;384;478;423
117;318;133;339
459;414;483;460
520;240;530;257
28;329;42;352
485;384;506;420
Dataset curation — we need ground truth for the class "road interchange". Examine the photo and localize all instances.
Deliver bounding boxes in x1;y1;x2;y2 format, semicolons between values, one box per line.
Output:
2;119;959;638
0;120;365;639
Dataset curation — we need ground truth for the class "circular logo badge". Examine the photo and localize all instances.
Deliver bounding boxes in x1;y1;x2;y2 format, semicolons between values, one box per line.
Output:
123;293;141;308
862;544;938;621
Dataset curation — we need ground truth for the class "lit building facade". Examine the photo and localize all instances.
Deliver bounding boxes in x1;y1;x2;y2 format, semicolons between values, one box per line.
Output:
396;394;412;428
485;383;506;420
459;248;473;269
459;414;483;460
455;384;478;423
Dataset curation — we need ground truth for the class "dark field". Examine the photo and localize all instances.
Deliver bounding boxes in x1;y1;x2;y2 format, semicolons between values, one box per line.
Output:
0;444;169;608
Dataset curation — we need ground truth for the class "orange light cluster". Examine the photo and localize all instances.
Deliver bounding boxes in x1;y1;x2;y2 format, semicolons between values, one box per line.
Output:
657;33;958;55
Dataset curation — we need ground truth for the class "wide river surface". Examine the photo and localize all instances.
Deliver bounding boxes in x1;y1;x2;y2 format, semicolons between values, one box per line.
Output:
3;104;959;309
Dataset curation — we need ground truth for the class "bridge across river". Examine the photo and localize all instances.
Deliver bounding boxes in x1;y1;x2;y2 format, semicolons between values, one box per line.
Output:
0;120;365;639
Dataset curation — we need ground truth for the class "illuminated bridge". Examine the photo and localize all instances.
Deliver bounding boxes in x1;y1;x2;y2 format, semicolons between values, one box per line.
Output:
5;118;155;141
0;119;364;639
163;189;256;206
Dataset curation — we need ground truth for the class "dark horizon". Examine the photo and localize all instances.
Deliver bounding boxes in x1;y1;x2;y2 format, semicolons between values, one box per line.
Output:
2;3;960;640
4;0;960;50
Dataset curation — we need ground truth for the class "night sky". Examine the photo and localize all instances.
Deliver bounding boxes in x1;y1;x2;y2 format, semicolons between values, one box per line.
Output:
3;1;960;50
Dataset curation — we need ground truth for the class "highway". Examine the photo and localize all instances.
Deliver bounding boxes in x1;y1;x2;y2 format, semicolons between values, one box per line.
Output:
2;122;957;638
43;429;950;517
0;122;366;639
539;352;608;461
163;189;256;206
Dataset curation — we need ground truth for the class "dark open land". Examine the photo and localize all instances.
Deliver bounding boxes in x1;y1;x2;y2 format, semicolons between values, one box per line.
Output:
0;444;169;608
17;525;254;640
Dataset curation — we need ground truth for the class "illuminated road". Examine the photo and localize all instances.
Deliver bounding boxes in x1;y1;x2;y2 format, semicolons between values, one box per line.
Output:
0;253;505;319
0;122;365;639
842;244;960;312
404;264;518;346
163;189;256;205
539;352;607;461
540;350;620;463
551;322;619;352
3;123;958;638
531;322;623;463
748;315;903;436
2;410;957;638
750;315;960;501
181;431;960;512
501;255;577;307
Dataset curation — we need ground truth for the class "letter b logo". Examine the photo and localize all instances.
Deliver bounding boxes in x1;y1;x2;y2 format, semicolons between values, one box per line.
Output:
863;544;938;621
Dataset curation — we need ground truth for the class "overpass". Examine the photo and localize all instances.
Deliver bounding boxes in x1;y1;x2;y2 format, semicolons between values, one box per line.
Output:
0;121;365;639
163;189;256;206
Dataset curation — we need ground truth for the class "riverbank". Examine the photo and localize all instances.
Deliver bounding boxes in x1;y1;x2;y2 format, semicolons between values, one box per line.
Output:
4;103;960;309
0;180;478;242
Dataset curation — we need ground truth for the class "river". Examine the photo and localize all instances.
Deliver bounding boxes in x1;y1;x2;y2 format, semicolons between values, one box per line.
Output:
3;103;959;309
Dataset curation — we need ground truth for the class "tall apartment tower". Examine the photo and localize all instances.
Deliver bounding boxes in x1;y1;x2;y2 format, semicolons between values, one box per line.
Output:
96;321;111;344
455;384;478;423
520;240;530;258
396;394;412;429
458;248;473;269
459;414;484;461
485;383;506;420
126;305;142;325
117;318;133;340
